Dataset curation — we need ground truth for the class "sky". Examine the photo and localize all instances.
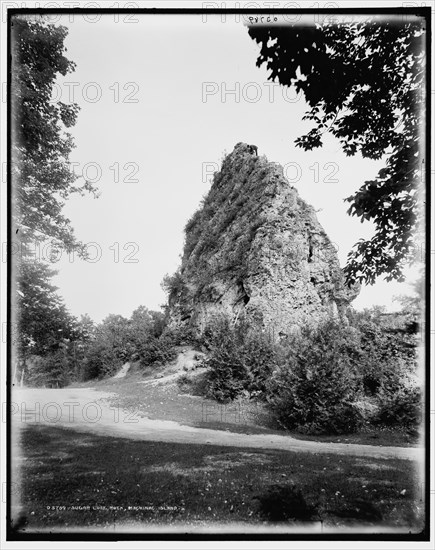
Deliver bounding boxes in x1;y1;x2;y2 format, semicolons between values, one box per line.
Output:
34;12;422;323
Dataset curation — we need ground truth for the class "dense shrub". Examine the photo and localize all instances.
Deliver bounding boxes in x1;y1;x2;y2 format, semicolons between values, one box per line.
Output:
75;306;177;381
82;341;121;380
201;316;278;402
347;307;421;429
266;321;364;435
374;374;422;428
351;312;418;396
161;271;188;301
25;351;72;388
191;306;422;435
136;334;177;368
161;323;199;347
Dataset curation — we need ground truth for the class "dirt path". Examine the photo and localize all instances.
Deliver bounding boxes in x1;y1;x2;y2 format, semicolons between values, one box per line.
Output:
12;386;423;462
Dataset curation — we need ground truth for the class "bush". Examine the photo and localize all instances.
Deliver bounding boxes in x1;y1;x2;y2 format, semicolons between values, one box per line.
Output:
201;316;278;402
137;334;177;368
352;314;418;396
161;271;188;301
25;351;72;388
374;375;422;429
162;323;199;347
82;341;121;380
199;311;421;435
266;320;364;435
346;308;421;429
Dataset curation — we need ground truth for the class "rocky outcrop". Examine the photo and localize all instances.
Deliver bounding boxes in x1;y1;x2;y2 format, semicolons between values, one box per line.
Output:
166;143;359;338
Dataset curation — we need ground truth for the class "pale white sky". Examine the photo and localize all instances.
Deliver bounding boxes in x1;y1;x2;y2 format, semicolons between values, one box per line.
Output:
37;13;422;322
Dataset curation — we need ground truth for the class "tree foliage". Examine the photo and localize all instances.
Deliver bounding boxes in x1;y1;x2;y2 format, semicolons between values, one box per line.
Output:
11;17;100;375
200;316;279;402
79;307;176;381
266;320;364;434
11;16;98;253
16;260;77;359
15;260;80;386
247;18;426;284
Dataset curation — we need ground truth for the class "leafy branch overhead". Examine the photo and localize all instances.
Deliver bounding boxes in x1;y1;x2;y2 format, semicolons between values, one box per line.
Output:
248;19;426;284
11;17;99;255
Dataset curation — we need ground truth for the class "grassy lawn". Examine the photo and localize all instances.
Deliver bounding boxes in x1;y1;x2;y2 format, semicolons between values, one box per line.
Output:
12;424;424;533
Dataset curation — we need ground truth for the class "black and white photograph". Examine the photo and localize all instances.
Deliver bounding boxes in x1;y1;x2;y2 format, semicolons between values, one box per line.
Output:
0;1;432;545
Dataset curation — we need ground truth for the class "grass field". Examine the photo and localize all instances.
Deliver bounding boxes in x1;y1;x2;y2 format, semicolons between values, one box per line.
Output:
12;424;424;533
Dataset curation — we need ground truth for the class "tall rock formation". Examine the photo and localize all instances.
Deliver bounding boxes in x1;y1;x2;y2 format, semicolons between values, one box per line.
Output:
166;143;359;337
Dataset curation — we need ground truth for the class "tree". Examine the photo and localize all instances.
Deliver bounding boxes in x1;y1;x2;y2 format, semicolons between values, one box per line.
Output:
79;308;173;380
11;17;99;378
131;306;166;338
76;313;96;342
247;18;426;284
16;261;76;358
11;16;98;253
15;260;78;385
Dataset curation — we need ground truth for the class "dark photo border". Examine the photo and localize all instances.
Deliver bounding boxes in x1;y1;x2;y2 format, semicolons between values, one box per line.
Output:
5;4;432;543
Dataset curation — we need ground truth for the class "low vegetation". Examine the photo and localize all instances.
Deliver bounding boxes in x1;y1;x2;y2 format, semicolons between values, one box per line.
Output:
22;306;183;387
200;304;421;436
200;317;278;402
20;271;422;439
266;321;364;435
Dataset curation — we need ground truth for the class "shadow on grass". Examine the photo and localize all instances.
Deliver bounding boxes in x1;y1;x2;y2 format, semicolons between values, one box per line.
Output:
255;485;318;522
12;424;424;533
